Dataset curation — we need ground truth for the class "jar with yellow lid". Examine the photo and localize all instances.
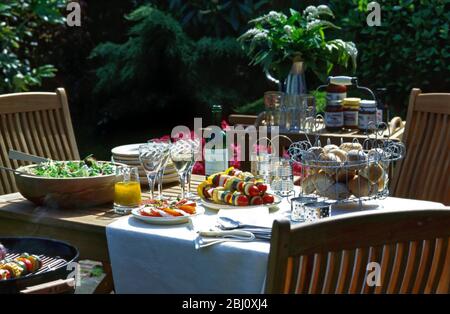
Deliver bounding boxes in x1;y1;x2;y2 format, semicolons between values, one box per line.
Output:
342;98;360;130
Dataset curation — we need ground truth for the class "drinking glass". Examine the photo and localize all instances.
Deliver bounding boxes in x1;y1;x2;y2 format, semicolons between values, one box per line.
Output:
256;91;284;128
270;157;294;197
251;151;272;183
139;143;164;200
170;140;195;199
114;166;142;215
284;94;301;132
300;94;316;131
184;137;201;199
148;139;171;200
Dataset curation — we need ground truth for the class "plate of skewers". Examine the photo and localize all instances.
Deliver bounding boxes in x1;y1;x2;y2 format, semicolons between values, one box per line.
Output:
132;199;204;225
197;167;281;210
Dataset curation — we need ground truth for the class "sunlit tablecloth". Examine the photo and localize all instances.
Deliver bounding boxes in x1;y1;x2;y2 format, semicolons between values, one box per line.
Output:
106;197;445;294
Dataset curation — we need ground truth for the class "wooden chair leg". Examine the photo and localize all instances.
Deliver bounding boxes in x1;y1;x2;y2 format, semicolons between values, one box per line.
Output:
93;262;115;294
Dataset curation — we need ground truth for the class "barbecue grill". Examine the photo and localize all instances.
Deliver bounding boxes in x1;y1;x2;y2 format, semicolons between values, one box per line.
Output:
0;237;79;294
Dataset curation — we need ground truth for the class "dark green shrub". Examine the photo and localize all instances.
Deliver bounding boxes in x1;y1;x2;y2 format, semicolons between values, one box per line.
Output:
91;5;268;124
330;0;450;116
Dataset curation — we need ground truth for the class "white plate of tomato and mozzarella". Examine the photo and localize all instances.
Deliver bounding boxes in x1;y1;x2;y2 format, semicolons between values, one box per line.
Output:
132;199;204;225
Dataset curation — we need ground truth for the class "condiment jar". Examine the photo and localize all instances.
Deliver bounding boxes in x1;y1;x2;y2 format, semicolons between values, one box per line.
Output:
325;100;343;132
342;98;360;130
326;84;347;102
359;100;377;131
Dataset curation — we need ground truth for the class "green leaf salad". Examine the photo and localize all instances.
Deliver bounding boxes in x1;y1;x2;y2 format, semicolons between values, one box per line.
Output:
29;156;115;178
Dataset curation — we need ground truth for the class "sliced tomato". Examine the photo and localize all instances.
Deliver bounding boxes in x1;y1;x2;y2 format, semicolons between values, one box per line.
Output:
236;195;249;206
17;258;33;272
247;185;260;197
262;194;275;204
175;199;188;206
250;196;263;205
257;183;268;193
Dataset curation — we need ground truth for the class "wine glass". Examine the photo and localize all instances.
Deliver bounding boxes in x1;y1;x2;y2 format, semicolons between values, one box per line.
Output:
184;137;201;200
139;143;164;200
148;138;171;200
170;139;195;199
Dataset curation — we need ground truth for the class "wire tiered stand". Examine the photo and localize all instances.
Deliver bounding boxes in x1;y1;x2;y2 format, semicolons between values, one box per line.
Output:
288;119;405;211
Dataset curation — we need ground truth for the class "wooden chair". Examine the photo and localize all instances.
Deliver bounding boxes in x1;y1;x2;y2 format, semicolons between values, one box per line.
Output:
391;88;450;205
266;209;450;294
0;88;80;195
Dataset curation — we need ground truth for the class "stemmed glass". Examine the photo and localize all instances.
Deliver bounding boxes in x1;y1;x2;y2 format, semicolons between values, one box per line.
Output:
184;137;201;200
170;139;195;199
139;143;164;200
148;139;171;200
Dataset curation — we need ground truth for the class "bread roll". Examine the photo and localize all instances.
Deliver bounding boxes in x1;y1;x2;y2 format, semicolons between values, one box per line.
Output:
377;172;388;192
329;148;348;162
335;169;357;182
307;146;324;158
306;147;324;166
339;142;363;152
321;183;350;200
348;176;377;197
312;172;335;193
301;175;316;194
346;150;367;171
318;152;341;174
359;163;384;183
368;148;390;169
323;144;339;153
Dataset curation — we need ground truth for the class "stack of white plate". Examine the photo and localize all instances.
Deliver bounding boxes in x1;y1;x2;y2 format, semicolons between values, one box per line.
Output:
111;144;179;185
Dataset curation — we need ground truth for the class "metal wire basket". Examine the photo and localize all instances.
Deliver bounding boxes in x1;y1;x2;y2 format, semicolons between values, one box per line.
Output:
288;121;405;207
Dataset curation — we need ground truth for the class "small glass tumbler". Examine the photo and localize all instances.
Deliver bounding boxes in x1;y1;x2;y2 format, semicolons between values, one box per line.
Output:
114;166;142;215
290;196;318;222
302;201;331;222
251;152;272;183
270;157;294;196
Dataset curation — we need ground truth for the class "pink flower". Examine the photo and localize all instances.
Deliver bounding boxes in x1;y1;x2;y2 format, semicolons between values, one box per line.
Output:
229;160;241;169
192;161;205;175
252;143;272;154
221;119;230;131
292;162;302;176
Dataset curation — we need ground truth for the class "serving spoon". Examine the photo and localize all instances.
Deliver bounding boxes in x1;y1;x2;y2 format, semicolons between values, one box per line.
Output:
216;216;272;231
8;149;49;164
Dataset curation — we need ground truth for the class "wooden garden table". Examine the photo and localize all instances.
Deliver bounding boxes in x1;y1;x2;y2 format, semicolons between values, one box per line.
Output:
0;175;204;293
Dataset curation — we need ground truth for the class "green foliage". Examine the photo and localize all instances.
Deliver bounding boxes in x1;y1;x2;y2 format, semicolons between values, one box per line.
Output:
330;0;450;115
91;5;266;123
234;97;264;114
148;0;271;38
91;6;196;119
0;0;65;93
238;5;358;82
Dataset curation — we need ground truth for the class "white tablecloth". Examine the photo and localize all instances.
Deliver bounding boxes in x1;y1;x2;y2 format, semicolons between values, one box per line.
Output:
106;197;446;294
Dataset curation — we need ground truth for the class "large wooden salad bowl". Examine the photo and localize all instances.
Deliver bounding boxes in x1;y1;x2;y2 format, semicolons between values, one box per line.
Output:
14;162;123;209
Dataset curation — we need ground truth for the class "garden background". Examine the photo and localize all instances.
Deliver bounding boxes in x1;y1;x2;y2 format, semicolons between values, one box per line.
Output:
1;0;448;159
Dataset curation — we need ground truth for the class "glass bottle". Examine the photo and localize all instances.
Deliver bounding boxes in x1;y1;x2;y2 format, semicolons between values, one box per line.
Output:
205;104;229;176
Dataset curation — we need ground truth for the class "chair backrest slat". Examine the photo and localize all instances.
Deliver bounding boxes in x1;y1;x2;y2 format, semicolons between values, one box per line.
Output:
266;209;450;294
391;89;450;205
0;88;80;194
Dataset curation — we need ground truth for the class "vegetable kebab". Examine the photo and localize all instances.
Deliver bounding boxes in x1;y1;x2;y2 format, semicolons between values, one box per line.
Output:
197;167;275;206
